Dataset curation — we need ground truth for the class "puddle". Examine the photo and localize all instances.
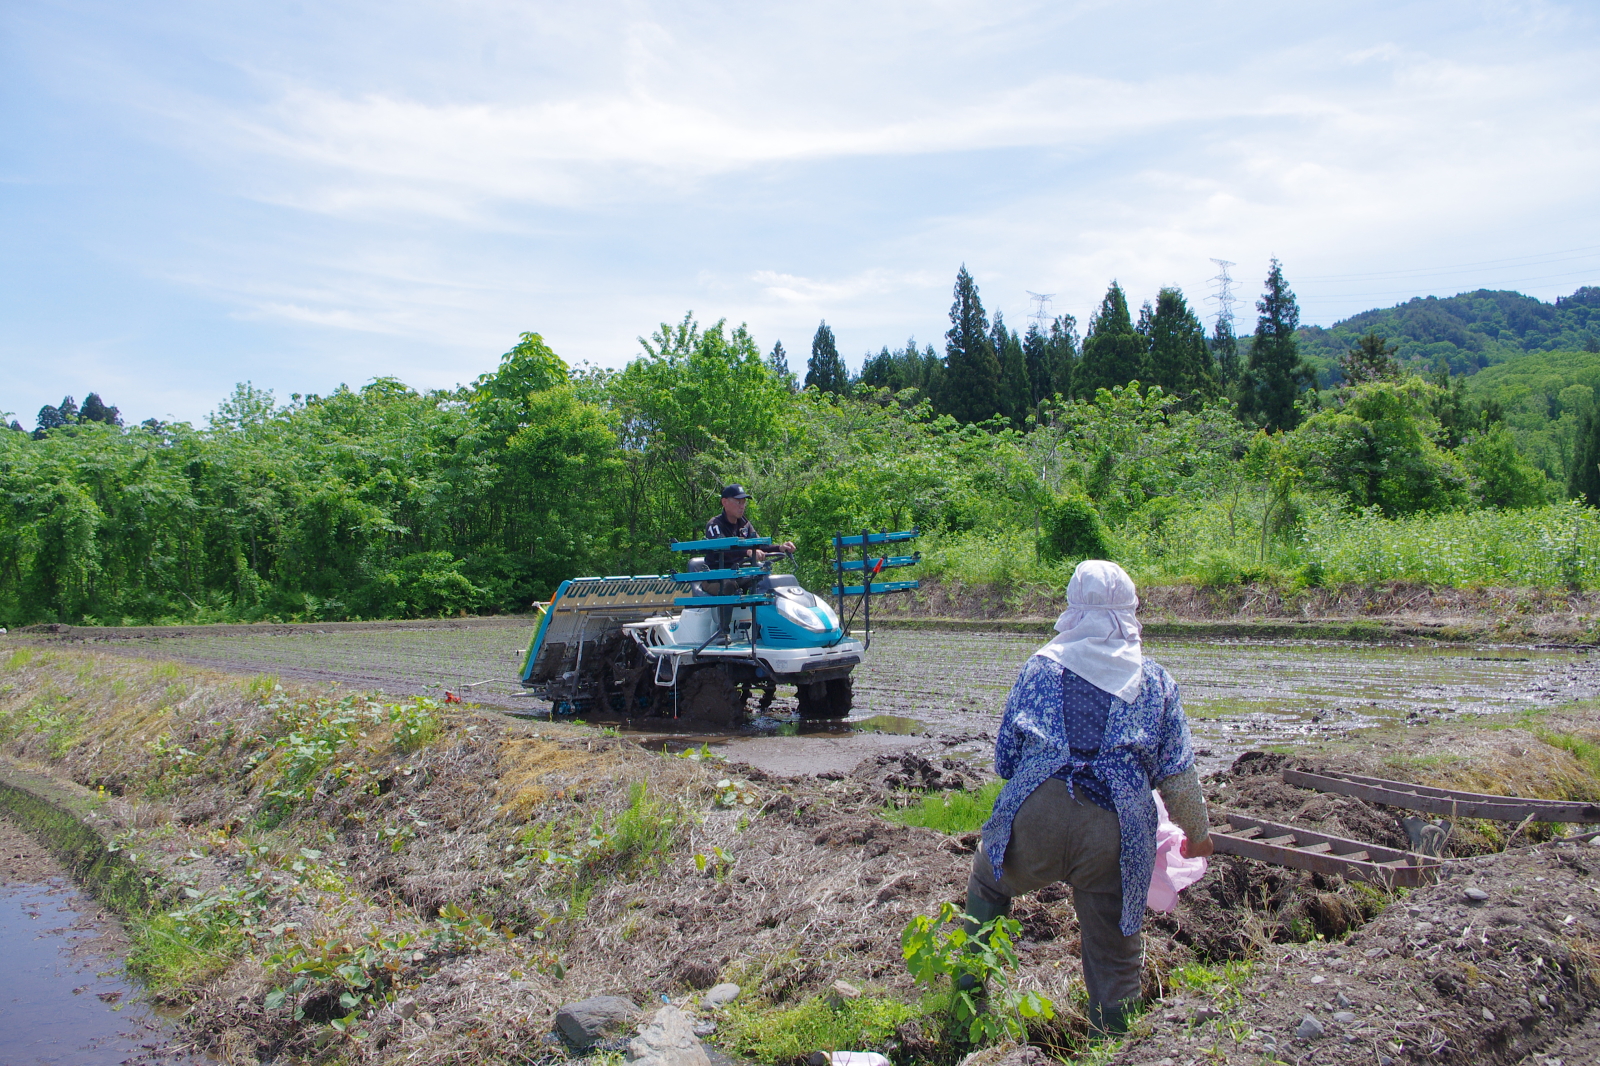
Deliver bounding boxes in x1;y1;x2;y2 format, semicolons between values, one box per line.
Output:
848;714;927;735
0;820;207;1064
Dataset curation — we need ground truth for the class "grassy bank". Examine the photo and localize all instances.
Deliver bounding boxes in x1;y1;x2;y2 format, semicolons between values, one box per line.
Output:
915;500;1600;594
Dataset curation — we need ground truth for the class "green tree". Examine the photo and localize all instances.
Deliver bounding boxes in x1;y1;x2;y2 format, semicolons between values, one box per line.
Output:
1239;260;1315;431
1048;315;1078;399
1145;287;1217;398
1294;379;1469;516
1210;319;1241;390
766;340;796;391
1077;283;1144;397
805;321;848;395
1460;423;1548;509
992;311;1029;423
943;266;1002;423
1022;323;1050;407
1568;409;1600;506
1339;331;1401;385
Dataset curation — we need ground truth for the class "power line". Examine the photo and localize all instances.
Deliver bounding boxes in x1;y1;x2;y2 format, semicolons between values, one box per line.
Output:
1297;245;1600;283
1298;266;1600;305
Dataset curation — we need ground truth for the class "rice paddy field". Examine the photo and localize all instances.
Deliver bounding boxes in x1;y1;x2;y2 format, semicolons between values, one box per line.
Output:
35;621;1600;774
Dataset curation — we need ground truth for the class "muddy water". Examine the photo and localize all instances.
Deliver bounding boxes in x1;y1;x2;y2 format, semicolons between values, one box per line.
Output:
840;632;1599;772
0;818;204;1065
59;624;1600;775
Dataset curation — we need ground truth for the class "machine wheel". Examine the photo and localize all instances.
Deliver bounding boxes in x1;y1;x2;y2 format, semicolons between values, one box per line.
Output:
796;678;849;720
677;666;747;727
825;677;854;716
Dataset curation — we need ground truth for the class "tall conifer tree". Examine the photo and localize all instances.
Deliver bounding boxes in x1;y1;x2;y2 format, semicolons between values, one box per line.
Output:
805;322;848;394
1210;320;1240;390
1077;283;1144;397
1048;315;1079;400
1023;323;1050;407
992;311;1030;423
1239;259;1314;430
1570;410;1600;506
1145;287;1217;398
943;266;1002;422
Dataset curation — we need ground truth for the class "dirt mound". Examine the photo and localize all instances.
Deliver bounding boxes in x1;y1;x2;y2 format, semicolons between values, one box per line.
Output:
1210;751;1412;850
1114;839;1600;1065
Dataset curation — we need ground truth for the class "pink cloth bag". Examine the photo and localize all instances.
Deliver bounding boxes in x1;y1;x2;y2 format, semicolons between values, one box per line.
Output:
1147;791;1208;912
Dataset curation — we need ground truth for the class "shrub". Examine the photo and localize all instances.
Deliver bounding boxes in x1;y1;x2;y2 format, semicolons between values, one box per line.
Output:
1038;494;1113;563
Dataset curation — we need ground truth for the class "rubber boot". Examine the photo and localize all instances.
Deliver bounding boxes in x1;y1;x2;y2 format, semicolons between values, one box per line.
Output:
956;886;1011;992
1088;999;1132;1037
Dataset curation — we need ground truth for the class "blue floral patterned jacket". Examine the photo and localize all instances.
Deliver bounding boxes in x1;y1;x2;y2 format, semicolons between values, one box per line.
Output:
982;654;1194;935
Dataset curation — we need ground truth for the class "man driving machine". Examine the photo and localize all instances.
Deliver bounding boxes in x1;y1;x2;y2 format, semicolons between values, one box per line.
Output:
704;485;796;642
705;485;795;576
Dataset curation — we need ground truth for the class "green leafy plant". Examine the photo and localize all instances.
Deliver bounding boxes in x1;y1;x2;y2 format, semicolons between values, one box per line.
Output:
264;928;420;1033
901;901;1055;1045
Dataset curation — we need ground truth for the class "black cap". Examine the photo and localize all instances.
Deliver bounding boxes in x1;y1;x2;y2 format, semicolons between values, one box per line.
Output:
720;484;750;500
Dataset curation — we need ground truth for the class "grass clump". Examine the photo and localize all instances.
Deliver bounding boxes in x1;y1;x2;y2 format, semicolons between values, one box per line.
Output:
1538;729;1600;780
126;910;249;1001
722;993;919;1064
1169;960;1254;995
885;779;1004;835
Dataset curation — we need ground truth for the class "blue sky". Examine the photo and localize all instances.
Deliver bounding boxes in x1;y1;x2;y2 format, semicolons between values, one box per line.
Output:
4;0;1599;426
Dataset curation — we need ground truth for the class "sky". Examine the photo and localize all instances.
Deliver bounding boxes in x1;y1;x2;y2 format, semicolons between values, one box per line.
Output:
3;0;1600;427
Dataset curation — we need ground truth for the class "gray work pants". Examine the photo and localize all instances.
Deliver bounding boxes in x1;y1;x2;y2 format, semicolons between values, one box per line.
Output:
968;778;1142;1017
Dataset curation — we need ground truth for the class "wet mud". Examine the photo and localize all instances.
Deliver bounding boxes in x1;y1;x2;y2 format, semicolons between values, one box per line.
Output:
35;625;1600;778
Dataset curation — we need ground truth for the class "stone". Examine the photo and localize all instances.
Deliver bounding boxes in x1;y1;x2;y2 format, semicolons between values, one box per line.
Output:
1482;1007;1496;1022
627;1006;711;1066
1310;975;1326;984
394;996;418;1019
702;983;740;1009
1333;1011;1356;1025
1295;1015;1325;1040
1379;1057;1395;1066
1464;887;1489;902
556;996;642;1049
1193;1006;1223;1024
831;980;861;999
1335;991;1354;1008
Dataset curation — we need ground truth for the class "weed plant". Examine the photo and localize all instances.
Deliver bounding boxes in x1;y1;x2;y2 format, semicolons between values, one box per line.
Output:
902;902;1055;1045
885;780;1003;835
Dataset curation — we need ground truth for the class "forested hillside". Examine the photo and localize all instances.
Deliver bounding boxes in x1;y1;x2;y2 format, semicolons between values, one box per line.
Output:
1298;286;1600;382
7;266;1600;628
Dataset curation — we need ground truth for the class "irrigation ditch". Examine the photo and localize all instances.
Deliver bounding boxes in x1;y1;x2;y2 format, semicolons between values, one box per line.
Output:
4;626;1600;1064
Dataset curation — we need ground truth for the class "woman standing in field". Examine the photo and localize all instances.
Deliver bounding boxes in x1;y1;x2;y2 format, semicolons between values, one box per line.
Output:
968;560;1212;1034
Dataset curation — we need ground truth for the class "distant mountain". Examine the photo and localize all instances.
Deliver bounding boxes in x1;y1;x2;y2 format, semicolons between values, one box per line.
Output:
1293;286;1600;386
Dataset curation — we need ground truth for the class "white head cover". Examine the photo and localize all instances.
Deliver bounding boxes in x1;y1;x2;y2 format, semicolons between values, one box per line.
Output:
1034;559;1144;703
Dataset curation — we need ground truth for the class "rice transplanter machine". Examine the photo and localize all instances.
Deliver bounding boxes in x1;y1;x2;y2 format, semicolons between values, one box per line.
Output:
517;529;921;724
